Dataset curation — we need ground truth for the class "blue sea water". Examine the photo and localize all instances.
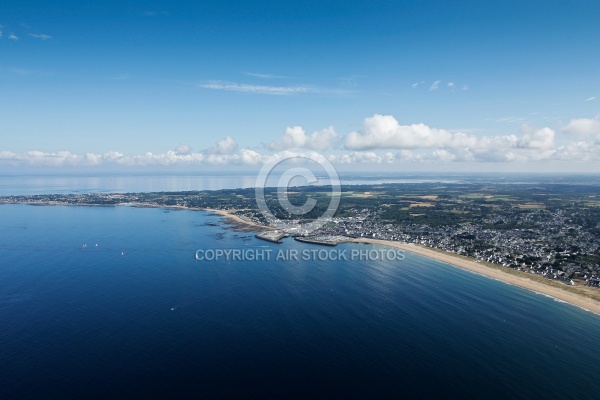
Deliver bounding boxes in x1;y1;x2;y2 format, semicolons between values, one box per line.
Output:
1;204;600;399
0;174;260;196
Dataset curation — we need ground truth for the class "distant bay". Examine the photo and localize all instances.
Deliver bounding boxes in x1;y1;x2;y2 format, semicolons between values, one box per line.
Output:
0;173;259;196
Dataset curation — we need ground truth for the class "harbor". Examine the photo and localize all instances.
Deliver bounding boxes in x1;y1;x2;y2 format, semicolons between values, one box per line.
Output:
294;235;352;246
255;230;289;243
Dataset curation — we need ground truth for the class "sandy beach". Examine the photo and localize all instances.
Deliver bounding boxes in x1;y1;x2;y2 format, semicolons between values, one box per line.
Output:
354;238;600;316
203;208;270;231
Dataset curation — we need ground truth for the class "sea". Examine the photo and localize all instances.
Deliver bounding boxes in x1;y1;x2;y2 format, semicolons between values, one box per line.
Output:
1;174;600;399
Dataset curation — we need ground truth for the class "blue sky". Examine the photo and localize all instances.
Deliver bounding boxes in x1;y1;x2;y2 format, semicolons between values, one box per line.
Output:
1;0;599;172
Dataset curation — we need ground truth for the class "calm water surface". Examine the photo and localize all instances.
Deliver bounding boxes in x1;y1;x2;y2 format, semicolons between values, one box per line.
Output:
1;204;600;398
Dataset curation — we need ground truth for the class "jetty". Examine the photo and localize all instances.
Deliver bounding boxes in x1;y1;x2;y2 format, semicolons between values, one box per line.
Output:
255;230;288;243
294;235;351;246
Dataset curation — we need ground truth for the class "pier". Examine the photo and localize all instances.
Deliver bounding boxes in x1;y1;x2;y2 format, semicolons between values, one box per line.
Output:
255;230;288;243
294;235;351;246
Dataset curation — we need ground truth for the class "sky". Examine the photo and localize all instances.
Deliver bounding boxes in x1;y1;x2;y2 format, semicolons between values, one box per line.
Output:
1;0;599;173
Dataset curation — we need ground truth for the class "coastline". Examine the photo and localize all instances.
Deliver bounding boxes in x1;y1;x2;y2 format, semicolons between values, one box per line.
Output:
3;201;269;232
199;204;600;316
353;238;600;316
2;201;268;232
202;208;270;232
5;201;600;315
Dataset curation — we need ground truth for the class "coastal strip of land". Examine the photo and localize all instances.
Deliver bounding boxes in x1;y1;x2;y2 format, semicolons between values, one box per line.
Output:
2;199;268;233
203;208;271;232
353;238;600;316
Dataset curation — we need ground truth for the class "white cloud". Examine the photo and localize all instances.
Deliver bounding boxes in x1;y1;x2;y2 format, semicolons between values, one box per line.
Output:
396;149;424;162
28;33;52;40
432;149;456;162
584;96;597;102
129;151;206;166
554;141;600;161
4;115;600;169
0;150;16;160
518;126;555;150
271;126;305;149
308;127;337;150
0;150;121;167
429;80;440;91
0;143;252;168
237;149;265;165
562;118;600;136
266;126;337;151
344;114;475;150
414;80;463;91
214;136;238;155
175;144;192;155
199;81;313;95
328;151;396;165
192;136;240;157
8;33;18;40
342;114;566;164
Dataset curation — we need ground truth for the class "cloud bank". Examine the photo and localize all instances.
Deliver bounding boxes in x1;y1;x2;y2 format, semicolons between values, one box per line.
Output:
266;126;338;151
562;118;600;139
2;115;599;169
343;114;570;163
